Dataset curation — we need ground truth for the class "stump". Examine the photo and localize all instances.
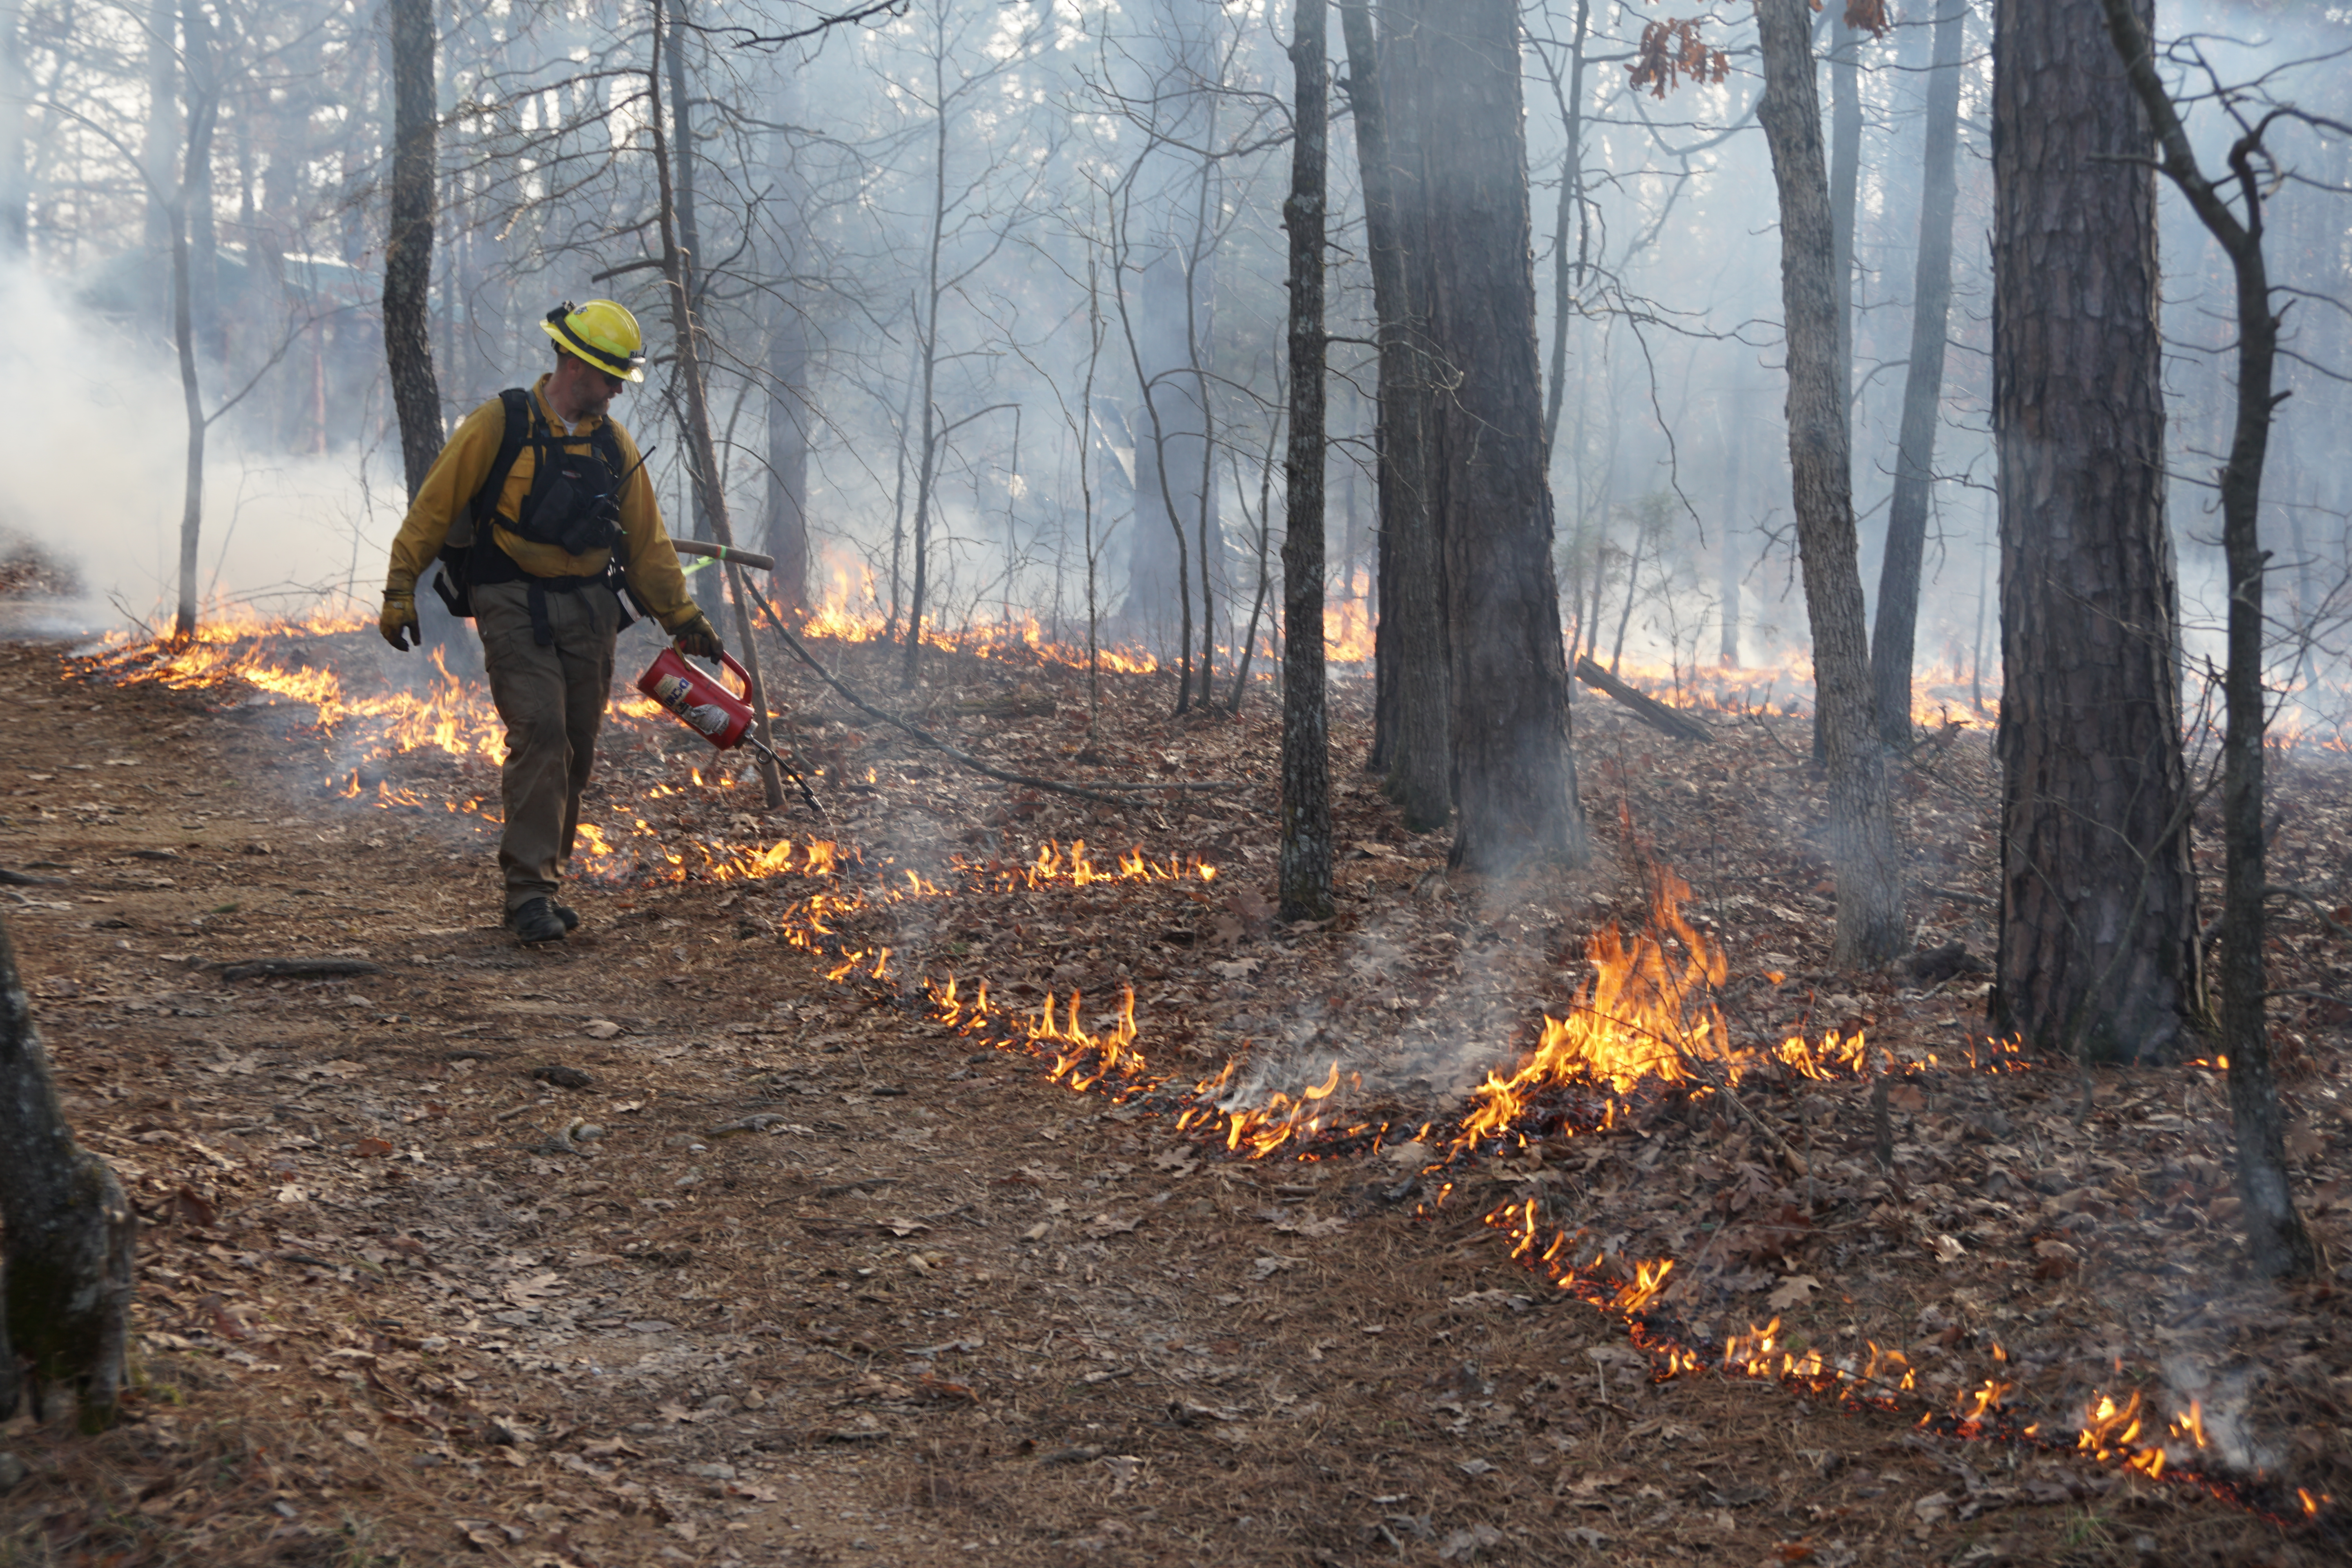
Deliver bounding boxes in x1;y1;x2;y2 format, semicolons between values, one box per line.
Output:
0;914;136;1431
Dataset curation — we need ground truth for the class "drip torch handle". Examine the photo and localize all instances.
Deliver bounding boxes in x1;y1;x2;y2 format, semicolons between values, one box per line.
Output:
671;539;777;573
684;649;755;701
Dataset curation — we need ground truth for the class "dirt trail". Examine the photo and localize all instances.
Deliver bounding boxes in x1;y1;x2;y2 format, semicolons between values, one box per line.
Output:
0;632;2341;1567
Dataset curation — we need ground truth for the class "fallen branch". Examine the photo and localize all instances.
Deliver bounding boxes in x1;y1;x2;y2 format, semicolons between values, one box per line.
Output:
2263;884;2351;937
736;580;1251;808
2198;884;2350;947
217;958;385;984
1573;657;1716;746
2266;989;2352;1009
0;869;64;887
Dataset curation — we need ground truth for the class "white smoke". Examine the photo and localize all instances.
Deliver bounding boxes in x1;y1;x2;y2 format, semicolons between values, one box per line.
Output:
0;262;398;635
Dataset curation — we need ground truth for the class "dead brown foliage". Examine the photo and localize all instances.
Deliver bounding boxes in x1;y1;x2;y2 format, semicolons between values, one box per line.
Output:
0;630;2344;1566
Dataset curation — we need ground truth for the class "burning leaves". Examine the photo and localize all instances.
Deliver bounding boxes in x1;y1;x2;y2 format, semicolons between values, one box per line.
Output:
31;617;2347;1558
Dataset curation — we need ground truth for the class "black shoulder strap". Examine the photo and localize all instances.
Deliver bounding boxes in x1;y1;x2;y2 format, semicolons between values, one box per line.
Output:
462;388;536;539
592;420;626;475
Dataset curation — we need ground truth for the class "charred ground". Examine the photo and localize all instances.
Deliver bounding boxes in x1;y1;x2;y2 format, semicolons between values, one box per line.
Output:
0;626;2347;1568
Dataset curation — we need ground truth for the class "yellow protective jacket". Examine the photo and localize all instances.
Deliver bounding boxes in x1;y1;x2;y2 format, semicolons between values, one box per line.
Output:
382;375;698;632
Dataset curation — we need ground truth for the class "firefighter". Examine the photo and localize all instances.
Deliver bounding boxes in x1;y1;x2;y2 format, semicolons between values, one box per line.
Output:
378;299;723;943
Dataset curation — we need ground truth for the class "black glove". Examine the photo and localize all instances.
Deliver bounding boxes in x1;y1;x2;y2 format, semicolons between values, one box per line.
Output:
672;612;723;661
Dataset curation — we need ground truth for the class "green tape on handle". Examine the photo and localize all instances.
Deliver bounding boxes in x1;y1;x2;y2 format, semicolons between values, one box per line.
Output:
670;538;776;573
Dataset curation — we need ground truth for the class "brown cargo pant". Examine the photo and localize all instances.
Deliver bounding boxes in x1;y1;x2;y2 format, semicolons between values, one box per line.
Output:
474;579;620;915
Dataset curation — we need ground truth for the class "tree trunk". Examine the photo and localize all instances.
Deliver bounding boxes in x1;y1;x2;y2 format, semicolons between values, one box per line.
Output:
1394;0;1584;874
666;0;724;626
0;915;137;1432
1278;0;1332;922
760;82;813;615
2097;0;2315;1276
0;0;30;255
648;0;785;809
1991;0;2196;1060
1718;397;1743;664
1119;2;1220;694
1753;0;1904;966
900;39;955;691
1869;0;1967;744
384;0;443;500
139;0;176;330
1829;14;1861;424
1344;0;1448;831
185;3;221;368
1540;0;1592;458
170;14;219;642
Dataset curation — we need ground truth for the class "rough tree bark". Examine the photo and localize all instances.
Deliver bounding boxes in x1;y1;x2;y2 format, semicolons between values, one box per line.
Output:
648;0;786;809
2098;0;2318;1276
1395;0;1584;874
1278;0;1333;922
1991;0;2196;1060
1753;0;1905;965
0;915;137;1432
384;0;444;500
1343;0;1448;830
1870;0;1967;743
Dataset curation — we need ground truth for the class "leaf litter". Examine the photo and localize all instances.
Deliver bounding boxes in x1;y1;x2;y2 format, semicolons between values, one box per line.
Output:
0;631;2345;1564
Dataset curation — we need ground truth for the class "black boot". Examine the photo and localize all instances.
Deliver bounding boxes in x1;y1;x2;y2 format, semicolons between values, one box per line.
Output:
508;897;568;944
553;902;580;932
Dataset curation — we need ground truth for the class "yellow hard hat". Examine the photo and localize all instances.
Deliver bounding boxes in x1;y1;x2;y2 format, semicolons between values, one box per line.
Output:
540;298;648;383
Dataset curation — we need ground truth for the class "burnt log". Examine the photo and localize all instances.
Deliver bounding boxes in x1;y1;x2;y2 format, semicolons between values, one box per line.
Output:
1572;657;1717;747
0;913;137;1430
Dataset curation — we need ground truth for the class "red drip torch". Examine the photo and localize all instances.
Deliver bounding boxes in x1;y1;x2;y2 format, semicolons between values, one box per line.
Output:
636;646;824;818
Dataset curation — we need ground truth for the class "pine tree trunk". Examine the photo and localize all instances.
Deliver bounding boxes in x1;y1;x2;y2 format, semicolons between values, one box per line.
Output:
1343;1;1448;829
0;915;137;1432
1870;0;1967;743
1991;0;2196;1060
1394;0;1584;874
384;0;444;501
1279;0;1333;922
1753;0;1905;966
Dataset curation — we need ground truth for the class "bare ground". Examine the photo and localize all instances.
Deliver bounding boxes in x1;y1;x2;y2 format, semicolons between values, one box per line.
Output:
0;622;2347;1568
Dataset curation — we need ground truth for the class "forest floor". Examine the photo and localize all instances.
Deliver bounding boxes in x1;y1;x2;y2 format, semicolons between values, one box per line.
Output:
0;610;2349;1568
